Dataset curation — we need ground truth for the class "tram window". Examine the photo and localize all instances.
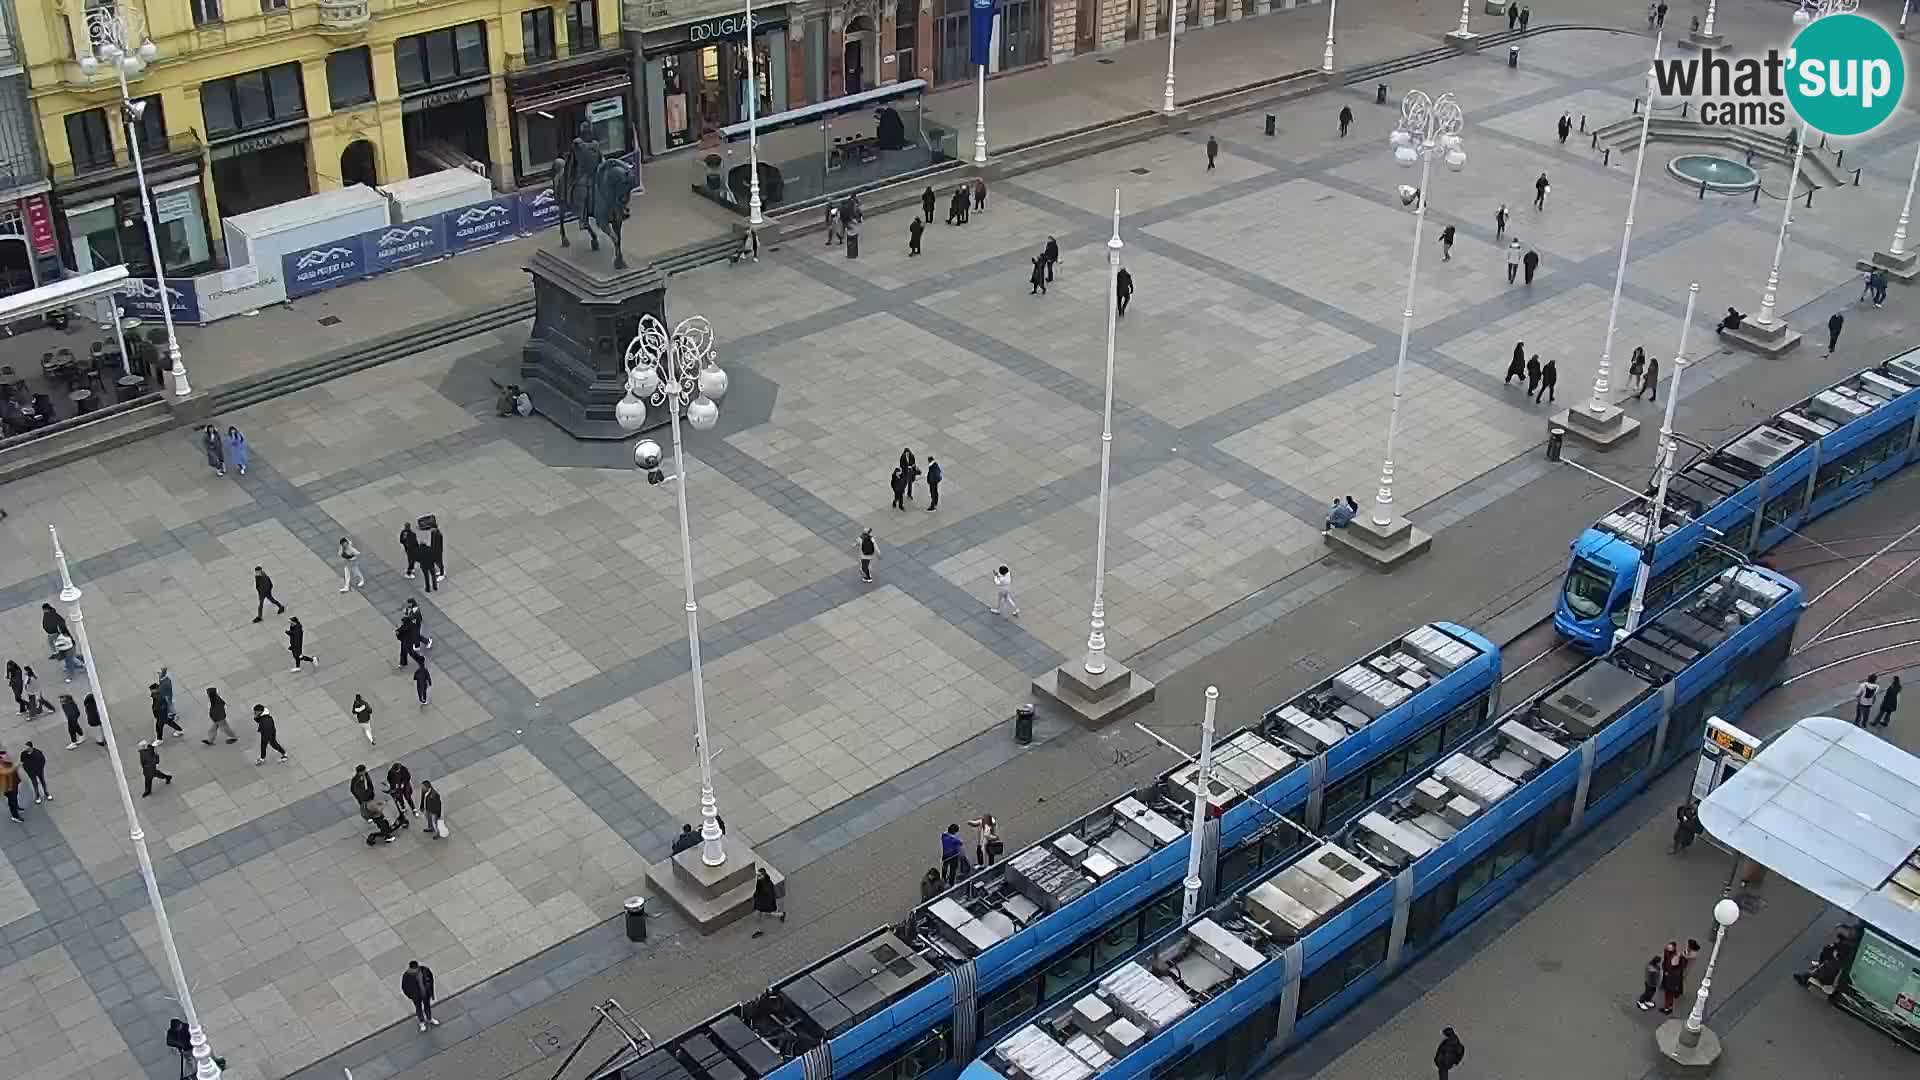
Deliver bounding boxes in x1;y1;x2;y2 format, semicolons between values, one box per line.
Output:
1761;488;1802;531
1441;702;1483;747
1217;1002;1283;1079
1662;700;1705;765
1563;558;1616;619
895;1027;950;1080
1263;820;1307;867
1453;851;1495;907
979;975;1037;1038
1406;888;1444;946
1366;751;1409;797
1587;732;1655;807
1297;927;1389;1017
1141;886;1183;938
1407;724;1446;771
1492;821;1531;879
1217;837;1262;893
1817;427;1904;493
1152;1043;1220;1080
1042;946;1095;1001
1322;776;1367;824
1094;912;1142;968
1531;792;1574;858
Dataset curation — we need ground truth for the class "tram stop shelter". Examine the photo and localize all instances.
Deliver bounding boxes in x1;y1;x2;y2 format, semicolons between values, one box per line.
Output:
1697;715;1920;1050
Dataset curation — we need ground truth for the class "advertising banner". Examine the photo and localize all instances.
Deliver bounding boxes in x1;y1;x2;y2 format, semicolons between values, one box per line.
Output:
364;219;450;274
281;238;368;299
519;184;562;232
1843;927;1920;1040
22;195;56;257
193;263;285;323
443;196;521;253
969;0;996;67
116;277;201;324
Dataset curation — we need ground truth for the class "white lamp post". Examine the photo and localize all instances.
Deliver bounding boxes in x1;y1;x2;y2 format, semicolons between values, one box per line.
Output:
1586;31;1664;421
975;65;989;163
1455;0;1472;36
1760;0;1858;326
78;6;189;397
1084;192;1123;677
1373;90;1466;529
51;528;222;1080
616;315;731;867
1163;0;1179;114
1323;0;1338;74
1681;899;1742;1048
1179;686;1218;923
1890;141;1920;257
1620;282;1696;644
745;0;763;226
1704;0;1720;37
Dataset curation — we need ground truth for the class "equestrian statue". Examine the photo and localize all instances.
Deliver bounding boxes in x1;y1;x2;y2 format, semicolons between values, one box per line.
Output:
553;122;638;270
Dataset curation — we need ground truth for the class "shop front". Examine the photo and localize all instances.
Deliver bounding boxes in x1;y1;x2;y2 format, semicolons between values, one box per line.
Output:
505;49;635;187
0;194;58;297
639;7;790;157
208;124;313;221
396;22;496;177
53;135;215;281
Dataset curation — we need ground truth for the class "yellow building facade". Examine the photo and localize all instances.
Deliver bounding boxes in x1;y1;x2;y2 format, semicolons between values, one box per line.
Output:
19;0;626;277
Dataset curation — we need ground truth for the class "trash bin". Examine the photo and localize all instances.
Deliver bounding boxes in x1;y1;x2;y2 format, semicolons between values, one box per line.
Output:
1264;113;1276;137
1376;82;1388;105
1508;45;1519;68
624;896;647;942
1013;704;1036;745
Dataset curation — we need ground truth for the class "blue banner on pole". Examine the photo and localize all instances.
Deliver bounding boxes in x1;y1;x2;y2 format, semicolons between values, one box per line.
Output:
362;219;449;274
282;239;368;298
444;196;521;252
519;184;563;232
116;277;201;324
970;0;996;67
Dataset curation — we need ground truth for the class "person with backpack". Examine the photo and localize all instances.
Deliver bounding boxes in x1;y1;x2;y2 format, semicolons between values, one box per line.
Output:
400;522;422;580
353;693;375;745
1874;674;1901;727
1856;674;1879;726
1434;1027;1465;1080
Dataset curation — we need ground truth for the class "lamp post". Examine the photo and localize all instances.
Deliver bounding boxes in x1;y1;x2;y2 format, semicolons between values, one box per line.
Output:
1322;0;1337;74
1759;0;1858;327
745;0;763;226
1586;31;1664;421
1887;139;1920;257
1704;0;1720;37
51;528;223;1080
1083;193;1124;677
1454;0;1472;36
1681;899;1742;1048
1373;90;1466;529
1620;282;1696;644
616;315;731;867
1163;0;1179;114
1180;686;1218;923
79;5;189;398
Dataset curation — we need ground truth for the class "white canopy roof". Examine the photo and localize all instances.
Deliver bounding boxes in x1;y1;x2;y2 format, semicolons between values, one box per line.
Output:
0;265;130;324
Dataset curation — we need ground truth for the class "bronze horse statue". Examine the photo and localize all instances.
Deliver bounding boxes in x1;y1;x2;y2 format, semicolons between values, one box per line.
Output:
553;152;638;269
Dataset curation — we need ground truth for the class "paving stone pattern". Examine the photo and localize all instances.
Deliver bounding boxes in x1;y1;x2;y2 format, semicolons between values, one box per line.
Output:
2;27;1916;1080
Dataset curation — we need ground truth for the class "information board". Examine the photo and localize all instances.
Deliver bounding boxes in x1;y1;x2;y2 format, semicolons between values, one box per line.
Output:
1844;927;1920;1043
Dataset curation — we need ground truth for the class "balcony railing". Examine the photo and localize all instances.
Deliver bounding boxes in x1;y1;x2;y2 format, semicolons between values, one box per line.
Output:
317;0;372;33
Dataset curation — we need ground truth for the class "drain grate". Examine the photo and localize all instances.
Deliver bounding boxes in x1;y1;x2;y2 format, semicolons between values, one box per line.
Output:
1129;167;1151;175
529;1025;567;1056
317;315;342;326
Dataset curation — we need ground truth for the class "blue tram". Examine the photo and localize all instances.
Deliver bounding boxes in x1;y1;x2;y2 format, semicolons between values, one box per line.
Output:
962;564;1802;1080
1555;353;1920;653
591;625;1500;1080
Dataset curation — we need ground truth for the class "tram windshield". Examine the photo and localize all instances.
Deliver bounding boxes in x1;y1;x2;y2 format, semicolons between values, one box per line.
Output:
1562;557;1617;619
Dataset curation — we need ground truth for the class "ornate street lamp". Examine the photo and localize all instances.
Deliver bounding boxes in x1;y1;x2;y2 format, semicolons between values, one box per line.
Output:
1756;0;1859;327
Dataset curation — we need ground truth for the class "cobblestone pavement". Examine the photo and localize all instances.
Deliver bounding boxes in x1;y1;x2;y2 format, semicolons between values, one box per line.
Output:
5;8;1920;1079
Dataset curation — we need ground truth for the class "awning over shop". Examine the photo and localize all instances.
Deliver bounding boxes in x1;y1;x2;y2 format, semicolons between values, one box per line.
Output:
719;80;928;140
513;73;632;115
0;265;129;324
1698;715;1920;947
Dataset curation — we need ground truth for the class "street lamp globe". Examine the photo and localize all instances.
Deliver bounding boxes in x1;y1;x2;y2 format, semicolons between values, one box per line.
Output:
1395;143;1419;167
1445;146;1467;171
635;439;664;470
1713;899;1741;927
614;393;648;432
78;54;98;75
101;41;122;61
1390;128;1413;148
1792;6;1812;24
139;40;158;62
628;364;661;399
686;394;720;431
122;55;144;75
696;364;729;401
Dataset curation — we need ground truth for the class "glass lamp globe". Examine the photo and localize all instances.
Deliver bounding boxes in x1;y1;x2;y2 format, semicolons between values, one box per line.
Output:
122;55;144;75
101;42;122;61
614;394;647;432
696;365;728;401
686;395;720;431
78;54;98;75
1713;898;1741;927
1445;148;1467;171
139;40;158;62
1792;7;1811;26
628;364;661;399
1389;129;1413;148
1440;133;1461;151
1394;144;1419;167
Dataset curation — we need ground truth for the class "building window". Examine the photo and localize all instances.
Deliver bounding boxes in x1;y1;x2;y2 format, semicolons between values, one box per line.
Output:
191;0;222;26
327;47;375;110
129;95;166;155
261;0;288;9
202;62;307;138
895;0;917;80
565;0;599;55
522;8;557;64
396;22;490;91
65;109;115;172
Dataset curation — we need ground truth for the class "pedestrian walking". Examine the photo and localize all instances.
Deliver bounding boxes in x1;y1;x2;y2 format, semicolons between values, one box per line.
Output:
225;426;249;476
947;187;965;226
1434;1028;1465;1080
1827;310;1845;355
286;617;316;671
922;185;936;223
1860;268;1877;302
402;598;432;650
1117;266;1134;316
1855;674;1879;726
1507;2;1518;29
138;740;173;797
991;565;1019;616
1636;951;1662;1009
1339;105;1353;137
858;528;877;583
926;457;943;512
84;692;104;746
414;661;432;707
1522;246;1540;285
254;704;288;764
1495;204;1508;240
1647;1;1657;28
7;659;22;714
908;216;924;256
53;631;83;682
843;195;862;259
20;742;49;803
891;466;908;511
351;763;377;808
825;204;842;245
156;666;174;715
1534;172;1550;210
150;683;183;741
973;176;987;213
1556;113;1571;145
202;425;226;476
0;752;20;822
400;522;421;579
1043;236;1059;281
426;522;446;587
899;447;919;500
1536;358;1558;403
1439;224;1455;261
1519;5;1530;29
353;693;375;745
42;603;69;657
751;866;786;937
253;566;286;623
1505;342;1527;385
1874;674;1900;727
421;781;444;838
1656;1;1668;28
969;813;1005;866
1526;353;1542;396
61;694;84;749
401;962;439;1031
1029;255;1048;295
397;617;422;670
339;536;366;592
203;687;236;744
1628;347;1646;392
1206;135;1219;170
941;823;966;883
22;665;47;717
1638;354;1659;402
1873;268;1889;307
1671;799;1701;853
388;761;416;824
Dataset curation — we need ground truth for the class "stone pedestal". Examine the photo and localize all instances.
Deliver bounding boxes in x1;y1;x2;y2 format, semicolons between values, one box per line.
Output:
1859;248;1920;283
1326;511;1431;569
1654;1019;1725;1073
643;840;786;934
1681;29;1727;50
1551;402;1642;450
1444;29;1482;50
1034;661;1157;728
1718;318;1803;358
519;247;668;440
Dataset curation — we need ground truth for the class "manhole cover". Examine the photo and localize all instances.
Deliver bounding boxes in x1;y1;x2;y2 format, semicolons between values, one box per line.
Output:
317;315;342;326
1129;167;1152;175
529;1025;567;1056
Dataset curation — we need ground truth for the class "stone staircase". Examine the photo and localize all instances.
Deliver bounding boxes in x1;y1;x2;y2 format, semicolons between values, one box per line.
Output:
1590;115;1849;193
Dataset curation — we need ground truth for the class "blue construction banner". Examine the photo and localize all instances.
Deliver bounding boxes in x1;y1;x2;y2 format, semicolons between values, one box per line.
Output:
443;196;520;252
362;218;449;274
969;0;996;67
282;238;368;298
116;277;201;324
519;184;562;232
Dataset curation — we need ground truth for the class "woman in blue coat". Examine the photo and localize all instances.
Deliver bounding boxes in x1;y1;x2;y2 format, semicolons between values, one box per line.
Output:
224;426;250;476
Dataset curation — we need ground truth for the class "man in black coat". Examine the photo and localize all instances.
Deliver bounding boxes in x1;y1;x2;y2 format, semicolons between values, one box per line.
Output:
1827;310;1845;356
402;961;439;1031
254;705;288;764
1505;342;1527;385
252;566;285;623
921;186;936;223
138;740;172;797
1434;1028;1465;1080
925;458;943;512
426;525;446;592
1522;247;1541;285
41;604;69;658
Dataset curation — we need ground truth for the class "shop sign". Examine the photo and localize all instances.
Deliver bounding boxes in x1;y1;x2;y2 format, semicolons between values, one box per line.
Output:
586;96;625;122
443;196;520;252
116;277;201;324
281;238;368;298
22;195;56;256
682;10;787;45
362;218;449;273
519;184;562;231
403;79;493;114
209;126;307;162
155;191;194;224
